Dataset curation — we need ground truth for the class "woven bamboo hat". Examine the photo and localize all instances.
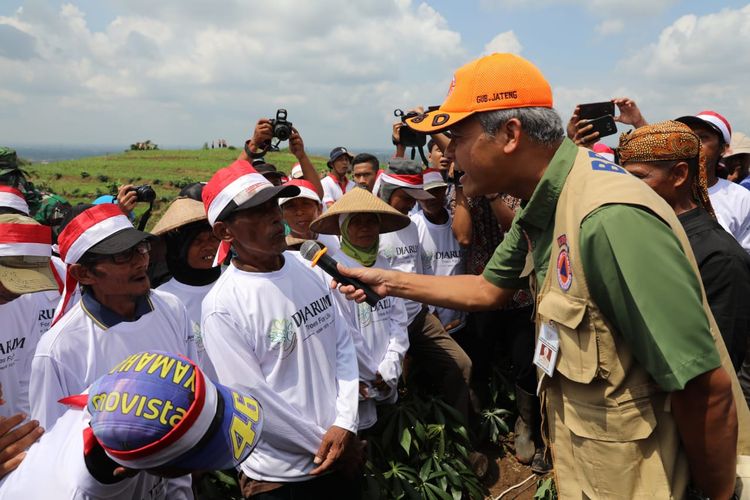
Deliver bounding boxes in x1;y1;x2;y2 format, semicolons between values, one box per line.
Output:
310;187;410;235
151;197;208;235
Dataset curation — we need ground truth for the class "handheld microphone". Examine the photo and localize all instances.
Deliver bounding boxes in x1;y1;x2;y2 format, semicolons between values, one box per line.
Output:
299;240;382;307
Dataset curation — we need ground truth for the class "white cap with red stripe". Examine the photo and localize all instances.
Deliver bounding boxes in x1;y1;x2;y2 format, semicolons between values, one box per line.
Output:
202;160;299;265
422;168;448;190
676;110;732;145
0;215;57;295
53;204;142;325
0;186;29;215
278;179;321;206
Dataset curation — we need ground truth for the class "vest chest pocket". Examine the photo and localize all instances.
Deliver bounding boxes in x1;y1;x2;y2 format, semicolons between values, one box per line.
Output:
537;291;597;384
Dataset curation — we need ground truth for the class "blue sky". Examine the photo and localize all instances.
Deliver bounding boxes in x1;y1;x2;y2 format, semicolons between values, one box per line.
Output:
0;0;748;150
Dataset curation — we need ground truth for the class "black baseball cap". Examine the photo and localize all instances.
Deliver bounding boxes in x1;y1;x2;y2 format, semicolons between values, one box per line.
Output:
87;227;154;255
327;147;353;168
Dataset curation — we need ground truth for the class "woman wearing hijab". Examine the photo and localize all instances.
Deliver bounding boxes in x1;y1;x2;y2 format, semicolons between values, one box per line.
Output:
153;193;221;376
310;188;410;430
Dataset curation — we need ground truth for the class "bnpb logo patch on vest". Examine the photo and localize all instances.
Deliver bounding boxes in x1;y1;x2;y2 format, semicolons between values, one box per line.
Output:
556;234;572;291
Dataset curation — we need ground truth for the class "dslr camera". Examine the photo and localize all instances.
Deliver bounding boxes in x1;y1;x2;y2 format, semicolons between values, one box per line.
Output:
394;109;427;148
130;184;156;203
270;109;293;142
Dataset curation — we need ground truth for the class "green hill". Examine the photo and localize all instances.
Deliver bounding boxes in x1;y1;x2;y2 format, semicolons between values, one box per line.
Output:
27;148;329;225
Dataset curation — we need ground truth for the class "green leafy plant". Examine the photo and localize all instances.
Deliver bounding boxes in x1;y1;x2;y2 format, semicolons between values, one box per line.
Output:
480;407;514;446
534;477;557;500
362;392;486;500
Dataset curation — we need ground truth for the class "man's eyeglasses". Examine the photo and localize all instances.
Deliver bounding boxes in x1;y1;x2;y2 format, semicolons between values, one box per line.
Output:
107;240;151;264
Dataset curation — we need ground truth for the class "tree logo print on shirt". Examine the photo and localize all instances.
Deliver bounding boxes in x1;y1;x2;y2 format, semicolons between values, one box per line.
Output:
357;302;373;328
380;245;396;259
267;319;297;356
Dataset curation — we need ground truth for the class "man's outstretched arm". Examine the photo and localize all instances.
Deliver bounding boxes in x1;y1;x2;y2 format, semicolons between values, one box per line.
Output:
333;264;516;312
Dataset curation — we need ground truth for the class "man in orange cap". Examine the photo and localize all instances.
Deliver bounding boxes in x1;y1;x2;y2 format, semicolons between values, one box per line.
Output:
334;53;749;498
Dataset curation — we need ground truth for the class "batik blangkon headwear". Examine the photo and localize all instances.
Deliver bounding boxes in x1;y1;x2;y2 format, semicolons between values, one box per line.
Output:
617;120;714;218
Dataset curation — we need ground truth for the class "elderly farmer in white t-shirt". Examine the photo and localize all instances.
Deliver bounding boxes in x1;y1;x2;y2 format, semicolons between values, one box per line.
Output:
200;160;362;499
29;204;197;498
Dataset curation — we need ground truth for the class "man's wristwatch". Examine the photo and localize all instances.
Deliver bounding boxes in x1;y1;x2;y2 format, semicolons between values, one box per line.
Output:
244;140;266;159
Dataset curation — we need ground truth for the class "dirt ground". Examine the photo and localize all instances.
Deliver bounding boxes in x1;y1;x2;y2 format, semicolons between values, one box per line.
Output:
481;443;551;500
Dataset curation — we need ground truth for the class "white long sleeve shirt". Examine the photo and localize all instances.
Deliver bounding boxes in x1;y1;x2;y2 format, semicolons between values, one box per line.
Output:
0;292;51;417
157;278;217;379
0;409;181;500
329;252;409;430
30;289;197;430
201;253;359;482
378;221;432;323
411;211;467;333
708;178;750;253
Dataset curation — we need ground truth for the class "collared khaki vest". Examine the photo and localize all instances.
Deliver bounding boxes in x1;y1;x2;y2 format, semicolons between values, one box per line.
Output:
535;147;750;499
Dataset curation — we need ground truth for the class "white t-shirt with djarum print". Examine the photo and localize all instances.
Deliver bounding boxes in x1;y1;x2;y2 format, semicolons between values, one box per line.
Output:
327;251;409;430
0;292;52;417
201;252;359;482
378;220;433;324
411;211;467;333
30;289;197;430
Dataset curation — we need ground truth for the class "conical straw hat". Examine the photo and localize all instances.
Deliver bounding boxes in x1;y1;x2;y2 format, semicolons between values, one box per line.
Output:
310;187;410;235
151;197;208;235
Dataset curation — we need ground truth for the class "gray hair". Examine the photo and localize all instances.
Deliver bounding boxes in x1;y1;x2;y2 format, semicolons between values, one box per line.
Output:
477;107;564;147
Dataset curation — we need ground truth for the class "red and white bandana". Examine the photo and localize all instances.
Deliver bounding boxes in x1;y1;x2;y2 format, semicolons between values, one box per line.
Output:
202;160;274;265
378;172;425;189
422;168;447;189
0;186;29;215
0;223;51;257
53;204;134;325
279;179;321;206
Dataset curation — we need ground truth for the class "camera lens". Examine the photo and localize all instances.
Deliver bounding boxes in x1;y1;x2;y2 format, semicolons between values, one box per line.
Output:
135;185;156;203
274;124;291;141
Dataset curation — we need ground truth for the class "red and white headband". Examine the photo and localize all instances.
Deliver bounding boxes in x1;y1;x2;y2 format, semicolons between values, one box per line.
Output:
696;110;732;145
53;204;133;325
422;168;446;188
203;160;272;226
378;172;424;189
203;160;273;265
0;223;51;257
58;204;134;265
279;179;321;206
0;186;29;215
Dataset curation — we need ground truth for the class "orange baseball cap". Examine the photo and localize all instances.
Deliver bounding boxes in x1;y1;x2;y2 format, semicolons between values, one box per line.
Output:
406;53;553;133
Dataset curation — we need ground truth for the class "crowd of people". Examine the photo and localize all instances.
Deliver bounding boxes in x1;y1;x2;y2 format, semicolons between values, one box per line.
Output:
0;52;749;499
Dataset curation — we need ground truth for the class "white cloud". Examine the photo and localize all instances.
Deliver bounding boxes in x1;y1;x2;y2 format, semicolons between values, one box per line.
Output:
615;5;750;133
481;0;676;16
595;19;624;35
483;31;522;55
0;0;466;148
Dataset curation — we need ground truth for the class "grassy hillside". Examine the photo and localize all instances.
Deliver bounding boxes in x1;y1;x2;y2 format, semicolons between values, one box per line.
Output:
27;148;328;204
26;148;329;225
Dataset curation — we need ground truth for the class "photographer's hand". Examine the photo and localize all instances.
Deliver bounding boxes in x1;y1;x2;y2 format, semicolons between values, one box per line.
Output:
238;119;274;161
288;129;306;159
392;123;406;158
116;185;137;215
612;97;647;128
289;128;325;198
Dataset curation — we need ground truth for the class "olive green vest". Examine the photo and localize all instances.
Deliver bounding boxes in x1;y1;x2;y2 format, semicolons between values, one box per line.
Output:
535;147;750;499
